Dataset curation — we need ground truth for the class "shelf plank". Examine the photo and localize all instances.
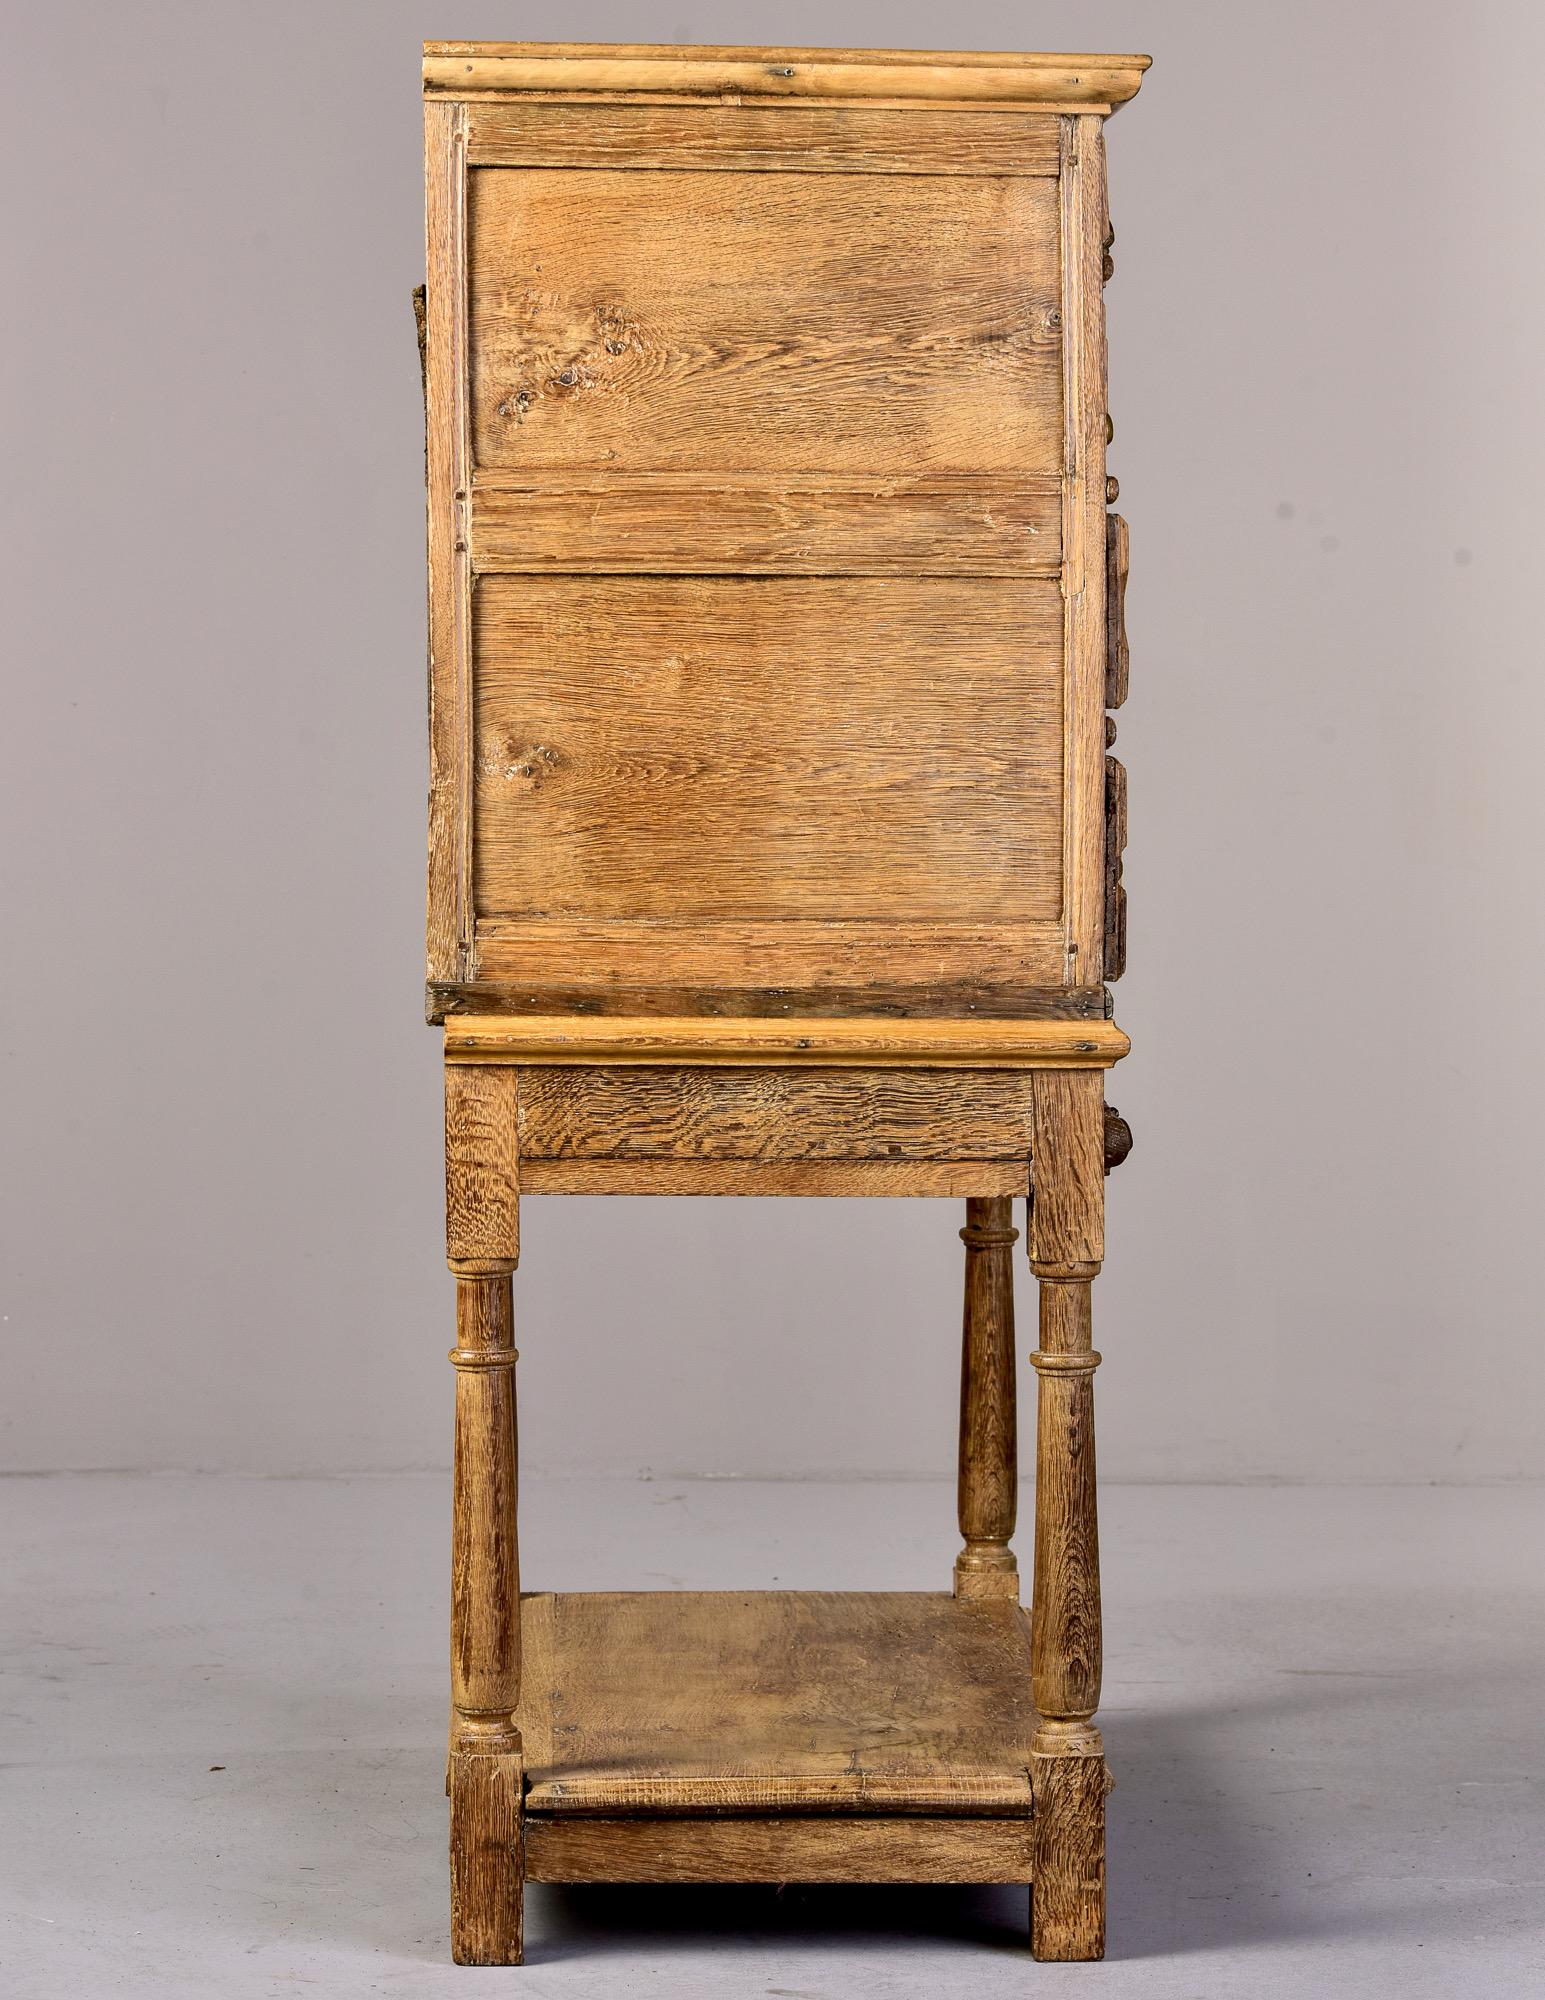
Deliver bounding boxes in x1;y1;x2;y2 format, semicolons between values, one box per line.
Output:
518;1590;1036;1817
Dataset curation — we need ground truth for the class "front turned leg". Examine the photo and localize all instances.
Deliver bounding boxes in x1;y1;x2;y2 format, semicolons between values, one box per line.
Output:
445;1064;523;1965
1028;1068;1108;1961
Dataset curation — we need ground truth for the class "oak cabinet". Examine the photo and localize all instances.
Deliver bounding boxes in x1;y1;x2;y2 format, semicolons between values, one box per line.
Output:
421;38;1147;1966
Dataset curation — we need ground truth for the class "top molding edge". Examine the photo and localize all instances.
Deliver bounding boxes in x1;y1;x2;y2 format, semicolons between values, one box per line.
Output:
422;42;1151;113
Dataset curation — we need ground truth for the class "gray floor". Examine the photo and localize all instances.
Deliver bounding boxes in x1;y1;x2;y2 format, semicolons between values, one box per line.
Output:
2;1476;1542;1997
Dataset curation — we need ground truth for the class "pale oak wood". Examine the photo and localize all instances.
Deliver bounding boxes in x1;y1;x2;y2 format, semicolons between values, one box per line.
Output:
515;1066;1036;1162
423;40;1145;1964
444;1063;519;1269
517;1591;1037;1816
955;1198;1021;1600
425;43;1151;112
466;100;1064;174
423;99;471;985
471;575;1064;928
471;918;1073;996
468;474;1063;577
525;1815;1038;1884
468;168;1061;476
517;1159;1029;1198
443;1016;1130;1068
1060;113;1112;988
1028;1067;1107;1960
448;1272;523;1965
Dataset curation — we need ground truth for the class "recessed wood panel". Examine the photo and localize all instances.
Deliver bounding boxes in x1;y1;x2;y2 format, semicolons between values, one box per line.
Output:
471;918;1070;994
469;474;1062;575
516;1066;1035;1159
466;101;1062;174
467;167;1062;472
516;1159;1027;1196
472;575;1063;925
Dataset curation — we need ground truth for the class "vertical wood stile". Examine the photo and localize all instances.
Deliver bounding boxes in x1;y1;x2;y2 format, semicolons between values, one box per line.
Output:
424;97;474;986
445;1060;523;1964
1028;1066;1107;1960
1058;112;1111;988
954;1197;1021;1600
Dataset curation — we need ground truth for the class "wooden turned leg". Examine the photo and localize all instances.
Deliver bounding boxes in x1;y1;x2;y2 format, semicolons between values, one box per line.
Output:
444;1062;524;1966
448;1269;523;1965
1028;1069;1107;1961
954;1196;1020;1601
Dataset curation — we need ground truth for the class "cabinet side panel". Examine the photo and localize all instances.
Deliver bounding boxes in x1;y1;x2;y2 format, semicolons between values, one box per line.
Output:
425;99;474;983
1059;114;1111;985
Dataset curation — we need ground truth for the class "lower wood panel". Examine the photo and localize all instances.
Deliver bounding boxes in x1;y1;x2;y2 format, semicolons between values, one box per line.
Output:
525;1814;1036;1885
518;1159;1027;1196
516;1066;1035;1162
472;575;1064;926
473;919;1071;992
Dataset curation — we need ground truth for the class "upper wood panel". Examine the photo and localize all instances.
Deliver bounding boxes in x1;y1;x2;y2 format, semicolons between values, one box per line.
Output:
467;168;1061;474
466;102;1062;173
426;42;1150;112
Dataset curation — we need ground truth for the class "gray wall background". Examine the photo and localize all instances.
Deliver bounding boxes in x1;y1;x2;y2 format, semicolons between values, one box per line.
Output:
4;1;1542;1481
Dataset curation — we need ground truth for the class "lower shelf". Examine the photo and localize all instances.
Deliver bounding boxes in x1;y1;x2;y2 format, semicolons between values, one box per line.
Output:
515;1588;1039;1881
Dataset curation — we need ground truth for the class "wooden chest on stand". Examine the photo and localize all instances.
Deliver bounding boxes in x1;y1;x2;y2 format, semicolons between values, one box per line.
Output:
419;39;1148;1965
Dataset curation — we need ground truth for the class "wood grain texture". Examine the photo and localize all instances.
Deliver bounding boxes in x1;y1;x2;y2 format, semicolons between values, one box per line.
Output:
423;100;472;983
431;980;1110;1023
467;101;1062;174
1105;752;1129;981
1025;1064;1105;1953
468;474;1062;576
1030;1745;1106;1959
1059;114;1111;986
1029;1288;1102;1722
472;918;1071;994
517;1591;1037;1815
517;1159;1029;1197
444;1063;519;1269
1105;512;1130;707
450;1275;521;1730
1030;1069;1107;1266
426;43;1151;112
526;1814;1037;1884
473;573;1062;927
515;1066;1034;1162
955;1198;1021;1600
467;168;1062;474
444;1015;1129;1068
449;1748;523;1964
